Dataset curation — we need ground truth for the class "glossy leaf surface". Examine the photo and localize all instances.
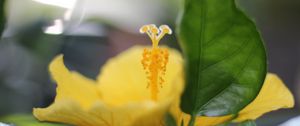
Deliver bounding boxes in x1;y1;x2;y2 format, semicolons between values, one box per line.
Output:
177;0;267;116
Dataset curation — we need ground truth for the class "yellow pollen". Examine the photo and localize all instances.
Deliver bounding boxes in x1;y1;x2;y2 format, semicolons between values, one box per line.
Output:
140;24;172;101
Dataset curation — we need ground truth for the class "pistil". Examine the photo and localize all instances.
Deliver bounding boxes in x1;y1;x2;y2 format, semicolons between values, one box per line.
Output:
140;24;172;101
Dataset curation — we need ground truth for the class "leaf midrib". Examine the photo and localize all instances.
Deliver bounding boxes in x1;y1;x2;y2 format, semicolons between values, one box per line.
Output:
194;0;206;114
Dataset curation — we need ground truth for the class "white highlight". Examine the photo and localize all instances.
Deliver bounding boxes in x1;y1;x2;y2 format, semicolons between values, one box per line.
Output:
32;0;77;9
64;9;73;20
43;19;63;35
0;122;11;126
280;116;300;126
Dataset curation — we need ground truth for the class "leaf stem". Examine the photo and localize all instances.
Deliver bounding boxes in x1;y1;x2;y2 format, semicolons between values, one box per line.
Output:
188;114;196;126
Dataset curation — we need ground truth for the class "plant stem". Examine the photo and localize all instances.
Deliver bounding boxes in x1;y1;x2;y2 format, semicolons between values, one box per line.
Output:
188;114;196;126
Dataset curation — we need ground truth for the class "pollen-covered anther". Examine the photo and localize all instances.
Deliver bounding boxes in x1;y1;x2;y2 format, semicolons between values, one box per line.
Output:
140;24;172;101
141;49;150;70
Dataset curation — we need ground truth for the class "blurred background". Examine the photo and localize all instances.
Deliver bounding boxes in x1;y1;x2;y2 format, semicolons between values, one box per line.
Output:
0;0;299;125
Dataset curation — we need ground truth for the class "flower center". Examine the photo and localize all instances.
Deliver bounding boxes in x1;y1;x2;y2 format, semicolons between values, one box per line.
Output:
140;24;172;101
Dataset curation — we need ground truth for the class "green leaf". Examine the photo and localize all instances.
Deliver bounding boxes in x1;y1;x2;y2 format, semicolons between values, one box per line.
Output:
238;120;257;126
177;0;267;116
0;114;67;126
0;0;5;36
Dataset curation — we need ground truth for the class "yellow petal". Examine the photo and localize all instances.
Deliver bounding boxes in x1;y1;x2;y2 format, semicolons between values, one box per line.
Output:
47;55;101;109
34;99;168;126
97;46;184;106
34;100;95;126
233;73;294;122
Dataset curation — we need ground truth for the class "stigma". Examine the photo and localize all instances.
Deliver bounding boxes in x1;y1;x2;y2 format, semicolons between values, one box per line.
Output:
140;24;172;101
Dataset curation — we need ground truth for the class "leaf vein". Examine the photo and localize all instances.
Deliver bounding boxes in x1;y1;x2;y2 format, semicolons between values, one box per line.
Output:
198;38;259;114
203;22;236;47
201;37;251;72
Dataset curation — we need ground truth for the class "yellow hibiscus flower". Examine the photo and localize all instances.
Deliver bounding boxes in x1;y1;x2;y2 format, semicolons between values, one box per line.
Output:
33;24;294;126
33;45;183;126
33;25;184;126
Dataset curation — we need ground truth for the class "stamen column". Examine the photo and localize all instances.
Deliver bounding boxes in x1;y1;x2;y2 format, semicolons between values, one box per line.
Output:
140;24;172;101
